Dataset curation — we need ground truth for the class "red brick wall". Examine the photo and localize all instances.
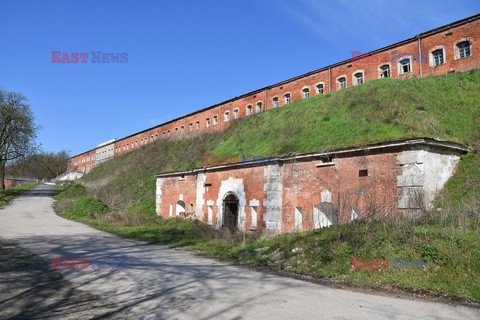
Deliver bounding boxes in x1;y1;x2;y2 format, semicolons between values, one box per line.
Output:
158;149;406;234
4;179;30;189
159;175;197;218
281;152;401;233
201;166;267;229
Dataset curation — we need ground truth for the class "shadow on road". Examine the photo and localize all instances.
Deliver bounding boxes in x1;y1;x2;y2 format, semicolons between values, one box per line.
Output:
0;232;303;319
0;240;129;319
22;185;59;197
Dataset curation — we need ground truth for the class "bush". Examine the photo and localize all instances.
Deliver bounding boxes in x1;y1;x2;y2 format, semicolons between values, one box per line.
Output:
64;196;109;218
55;184;87;200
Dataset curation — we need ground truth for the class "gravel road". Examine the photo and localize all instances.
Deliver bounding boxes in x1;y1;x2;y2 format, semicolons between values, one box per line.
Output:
0;185;478;319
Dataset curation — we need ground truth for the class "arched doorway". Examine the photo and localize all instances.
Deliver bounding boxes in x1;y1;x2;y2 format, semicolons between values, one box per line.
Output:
223;192;239;232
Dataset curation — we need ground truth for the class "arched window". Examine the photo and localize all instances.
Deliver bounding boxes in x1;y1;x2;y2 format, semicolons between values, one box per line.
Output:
429;46;445;67
315;83;324;94
206;118;210;128
379;64;390;78
456;40;471;59
353;71;364;85
284;93;291;104
302;87;310;98
224;111;230;122
246;105;253;116
256;102;262;113
397;56;412;75
272;97;279;108
196;121;200;130
213;115;218;125
233;108;239;119
337;76;347;90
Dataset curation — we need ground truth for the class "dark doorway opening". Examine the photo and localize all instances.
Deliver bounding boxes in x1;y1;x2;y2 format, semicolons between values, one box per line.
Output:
223;193;239;232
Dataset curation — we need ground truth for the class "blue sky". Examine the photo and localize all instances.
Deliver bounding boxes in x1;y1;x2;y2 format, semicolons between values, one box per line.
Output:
0;0;478;156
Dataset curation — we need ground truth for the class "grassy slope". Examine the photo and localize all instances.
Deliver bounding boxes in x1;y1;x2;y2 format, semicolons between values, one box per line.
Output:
58;70;480;302
82;70;480;213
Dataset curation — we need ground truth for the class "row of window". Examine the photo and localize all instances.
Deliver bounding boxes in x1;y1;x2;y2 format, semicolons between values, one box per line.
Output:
113;39;473;154
429;39;471;68
335;39;473;90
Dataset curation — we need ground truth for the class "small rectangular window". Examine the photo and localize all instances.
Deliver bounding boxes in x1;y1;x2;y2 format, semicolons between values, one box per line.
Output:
399;58;411;74
354;72;363;85
432;49;444;66
256;102;262;113
272;97;278;108
359;169;368;177
380;65;390;78
458;41;471;59
316;84;324;94
302;88;310;98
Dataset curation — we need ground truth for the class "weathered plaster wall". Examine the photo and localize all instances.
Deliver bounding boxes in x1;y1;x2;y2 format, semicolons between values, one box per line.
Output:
397;146;461;211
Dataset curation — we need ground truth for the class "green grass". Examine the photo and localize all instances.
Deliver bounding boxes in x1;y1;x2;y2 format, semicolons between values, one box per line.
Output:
0;183;37;206
81;70;480;214
64;196;109;218
54;196;480;302
55;70;480;303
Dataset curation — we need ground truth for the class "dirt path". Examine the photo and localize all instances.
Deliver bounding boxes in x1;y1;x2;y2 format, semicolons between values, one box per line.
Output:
0;185;478;319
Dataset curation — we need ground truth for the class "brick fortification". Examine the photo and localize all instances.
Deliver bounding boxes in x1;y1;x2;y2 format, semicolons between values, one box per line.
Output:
69;14;480;173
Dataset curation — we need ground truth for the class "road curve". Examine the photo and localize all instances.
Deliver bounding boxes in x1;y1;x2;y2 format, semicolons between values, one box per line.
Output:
0;185;478;319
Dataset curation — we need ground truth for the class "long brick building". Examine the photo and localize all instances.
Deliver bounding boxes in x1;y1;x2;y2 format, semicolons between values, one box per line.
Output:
68;14;480;174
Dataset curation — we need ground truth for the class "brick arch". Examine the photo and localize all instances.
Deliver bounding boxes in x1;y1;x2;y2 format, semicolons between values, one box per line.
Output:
216;178;246;230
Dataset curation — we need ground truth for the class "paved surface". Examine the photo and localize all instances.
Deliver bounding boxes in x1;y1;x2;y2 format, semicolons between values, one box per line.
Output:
0;185;479;319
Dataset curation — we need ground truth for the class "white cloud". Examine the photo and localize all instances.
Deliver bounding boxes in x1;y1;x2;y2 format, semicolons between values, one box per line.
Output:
265;0;463;43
